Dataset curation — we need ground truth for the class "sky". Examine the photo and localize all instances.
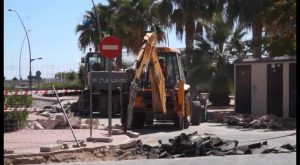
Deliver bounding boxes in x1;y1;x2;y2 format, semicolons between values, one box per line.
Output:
4;0;185;80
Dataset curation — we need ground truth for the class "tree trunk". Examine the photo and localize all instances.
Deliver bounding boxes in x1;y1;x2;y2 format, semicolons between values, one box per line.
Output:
185;17;195;65
252;17;263;58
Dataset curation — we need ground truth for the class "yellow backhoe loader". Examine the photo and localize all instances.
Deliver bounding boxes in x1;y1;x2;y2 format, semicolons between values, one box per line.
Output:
120;32;202;130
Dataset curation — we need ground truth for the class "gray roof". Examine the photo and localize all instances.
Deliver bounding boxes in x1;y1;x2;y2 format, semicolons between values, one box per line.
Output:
234;56;296;64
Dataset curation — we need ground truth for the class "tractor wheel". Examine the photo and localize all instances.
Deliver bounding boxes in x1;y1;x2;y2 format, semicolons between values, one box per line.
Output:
183;93;192;129
191;100;202;125
174;115;184;129
174;93;192;129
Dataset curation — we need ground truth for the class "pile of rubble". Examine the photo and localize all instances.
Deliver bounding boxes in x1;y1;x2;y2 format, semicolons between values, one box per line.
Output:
208;112;295;130
115;131;296;159
25;100;105;130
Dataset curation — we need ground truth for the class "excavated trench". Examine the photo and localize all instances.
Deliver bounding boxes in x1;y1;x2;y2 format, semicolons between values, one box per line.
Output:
4;132;296;165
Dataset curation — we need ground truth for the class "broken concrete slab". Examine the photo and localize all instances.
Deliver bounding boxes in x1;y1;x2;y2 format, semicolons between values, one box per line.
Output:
37;119;58;129
112;129;123;135
210;137;222;146
216;140;238;152
125;131;140;138
40;111;52;117
69;116;81;128
142;138;160;148
40;144;62;152
33;121;44;130
281;143;296;151
86;137;113;143
119;139;137;149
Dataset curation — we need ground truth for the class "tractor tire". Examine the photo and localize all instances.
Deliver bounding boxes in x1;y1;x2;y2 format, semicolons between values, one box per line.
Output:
183;93;192;129
191;100;202;125
174;93;192;129
174;116;184;130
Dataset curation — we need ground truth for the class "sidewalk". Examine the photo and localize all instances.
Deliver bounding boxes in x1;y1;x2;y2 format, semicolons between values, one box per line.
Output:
4;129;130;155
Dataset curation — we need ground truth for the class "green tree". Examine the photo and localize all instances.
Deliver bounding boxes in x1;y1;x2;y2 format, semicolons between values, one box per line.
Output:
226;0;274;58
157;0;223;62
263;0;296;56
76;0;166;70
192;13;247;105
55;71;76;82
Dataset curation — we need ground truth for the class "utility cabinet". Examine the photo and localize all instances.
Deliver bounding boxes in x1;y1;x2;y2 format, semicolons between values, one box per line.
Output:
234;56;296;118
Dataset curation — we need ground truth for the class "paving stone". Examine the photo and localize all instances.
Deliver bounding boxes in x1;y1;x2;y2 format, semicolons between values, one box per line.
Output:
125;131;140;138
86;137;113;143
40;144;62;152
62;143;69;149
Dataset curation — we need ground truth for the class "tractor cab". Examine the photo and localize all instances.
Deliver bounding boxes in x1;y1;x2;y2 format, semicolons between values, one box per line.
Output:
81;52;106;88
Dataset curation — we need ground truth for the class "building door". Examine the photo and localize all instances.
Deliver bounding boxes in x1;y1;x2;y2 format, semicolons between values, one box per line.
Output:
267;63;283;117
289;63;296;118
236;65;251;114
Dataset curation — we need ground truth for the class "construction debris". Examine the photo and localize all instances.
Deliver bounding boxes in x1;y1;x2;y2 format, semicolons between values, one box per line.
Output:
113;132;296;159
207;113;295;130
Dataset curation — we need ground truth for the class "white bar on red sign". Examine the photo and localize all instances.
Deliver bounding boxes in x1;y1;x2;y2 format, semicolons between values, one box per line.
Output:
103;45;118;50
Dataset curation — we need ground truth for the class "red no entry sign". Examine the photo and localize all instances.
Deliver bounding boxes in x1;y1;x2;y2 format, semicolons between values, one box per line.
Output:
99;36;121;58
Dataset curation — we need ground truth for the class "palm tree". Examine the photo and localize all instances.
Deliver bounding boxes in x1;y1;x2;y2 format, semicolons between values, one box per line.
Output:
225;0;274;58
157;0;224;63
191;13;248;105
75;2;112;52
111;0;166;54
76;0;166;69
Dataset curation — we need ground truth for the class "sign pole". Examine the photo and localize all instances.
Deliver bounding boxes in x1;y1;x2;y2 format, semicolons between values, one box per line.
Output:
108;59;112;137
90;72;93;138
99;35;121;137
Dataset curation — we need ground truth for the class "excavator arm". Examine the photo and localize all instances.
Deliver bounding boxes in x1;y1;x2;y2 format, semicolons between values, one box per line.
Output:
126;33;166;128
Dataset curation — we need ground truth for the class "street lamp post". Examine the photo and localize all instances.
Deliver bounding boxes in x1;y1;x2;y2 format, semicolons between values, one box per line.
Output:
19;29;31;80
8;9;33;90
30;57;42;89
